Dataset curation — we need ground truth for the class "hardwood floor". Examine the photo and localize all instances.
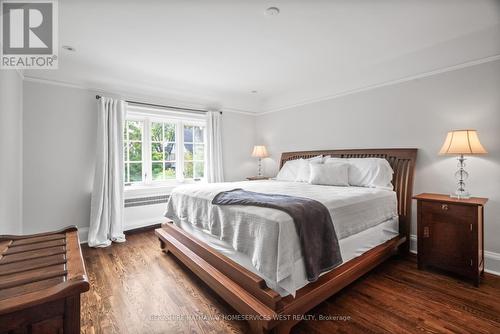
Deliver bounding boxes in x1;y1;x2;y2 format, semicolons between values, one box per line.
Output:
81;230;500;334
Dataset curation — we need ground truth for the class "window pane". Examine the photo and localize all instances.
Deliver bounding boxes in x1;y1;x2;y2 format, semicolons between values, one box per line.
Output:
194;126;204;143
129;163;142;182
129;142;142;161
184;143;193;160
151;122;163;142
151;143;163;161
164;143;176;161
164;123;176;142
152;162;164;181
184;162;193;178
194;162;204;178
128;121;142;140
194;144;204;160
124;163;129;183
184;126;193;143
165;162;176;179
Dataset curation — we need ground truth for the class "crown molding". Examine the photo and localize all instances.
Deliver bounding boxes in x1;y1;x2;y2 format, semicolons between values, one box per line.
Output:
21;75;258;116
22;53;500;117
258;54;500;115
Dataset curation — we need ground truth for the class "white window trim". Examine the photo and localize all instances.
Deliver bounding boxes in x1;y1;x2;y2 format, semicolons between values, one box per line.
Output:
125;107;207;191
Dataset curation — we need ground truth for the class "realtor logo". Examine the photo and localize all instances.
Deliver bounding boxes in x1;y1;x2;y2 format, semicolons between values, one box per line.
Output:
1;0;58;69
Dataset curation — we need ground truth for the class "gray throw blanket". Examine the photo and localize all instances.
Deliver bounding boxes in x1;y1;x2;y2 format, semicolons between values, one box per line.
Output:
212;188;342;282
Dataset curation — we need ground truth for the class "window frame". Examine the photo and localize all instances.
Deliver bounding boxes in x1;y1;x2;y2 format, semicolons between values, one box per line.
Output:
123;115;145;185
124;109;207;188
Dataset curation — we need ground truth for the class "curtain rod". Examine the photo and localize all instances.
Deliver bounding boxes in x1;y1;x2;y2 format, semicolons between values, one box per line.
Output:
95;95;222;115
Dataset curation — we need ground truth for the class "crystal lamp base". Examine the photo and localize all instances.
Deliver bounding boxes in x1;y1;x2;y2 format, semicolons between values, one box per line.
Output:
451;190;471;199
451;154;471;199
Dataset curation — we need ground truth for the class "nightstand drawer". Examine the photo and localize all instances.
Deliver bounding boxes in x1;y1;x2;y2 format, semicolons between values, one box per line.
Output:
421;201;474;220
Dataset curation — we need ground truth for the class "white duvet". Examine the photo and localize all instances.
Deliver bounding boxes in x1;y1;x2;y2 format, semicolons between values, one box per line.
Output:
165;180;398;296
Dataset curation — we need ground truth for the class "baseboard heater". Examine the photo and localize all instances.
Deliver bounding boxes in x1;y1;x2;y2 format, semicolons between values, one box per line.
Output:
125;194;170;208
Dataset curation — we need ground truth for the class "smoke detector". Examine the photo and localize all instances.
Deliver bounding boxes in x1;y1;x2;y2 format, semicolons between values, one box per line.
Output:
265;7;280;16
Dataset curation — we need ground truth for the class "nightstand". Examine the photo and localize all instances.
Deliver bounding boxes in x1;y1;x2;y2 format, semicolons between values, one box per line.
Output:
413;193;488;286
246;176;270;181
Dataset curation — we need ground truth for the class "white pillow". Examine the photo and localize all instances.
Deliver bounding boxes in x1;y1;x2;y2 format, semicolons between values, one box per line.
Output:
308;163;349;186
276;159;302;181
324;157;346;165
295;155;323;182
347;158;394;189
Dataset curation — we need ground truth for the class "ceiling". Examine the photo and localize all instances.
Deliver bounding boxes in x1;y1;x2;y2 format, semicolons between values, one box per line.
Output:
24;0;500;113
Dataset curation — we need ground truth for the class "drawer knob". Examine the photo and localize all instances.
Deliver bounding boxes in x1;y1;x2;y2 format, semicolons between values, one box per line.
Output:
441;204;449;211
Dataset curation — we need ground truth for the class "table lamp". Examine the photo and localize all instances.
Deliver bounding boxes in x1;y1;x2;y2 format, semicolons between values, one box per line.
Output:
439;129;487;199
251;145;269;177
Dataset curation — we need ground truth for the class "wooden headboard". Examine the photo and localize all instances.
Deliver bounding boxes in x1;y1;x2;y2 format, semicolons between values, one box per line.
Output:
280;148;418;252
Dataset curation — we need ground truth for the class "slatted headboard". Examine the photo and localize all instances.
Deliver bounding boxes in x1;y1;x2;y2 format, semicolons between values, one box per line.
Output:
280;148;418;251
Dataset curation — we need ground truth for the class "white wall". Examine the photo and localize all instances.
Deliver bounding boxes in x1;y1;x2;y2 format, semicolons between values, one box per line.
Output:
256;59;500;269
221;111;257;181
21;80;256;240
23;81;97;237
0;70;23;235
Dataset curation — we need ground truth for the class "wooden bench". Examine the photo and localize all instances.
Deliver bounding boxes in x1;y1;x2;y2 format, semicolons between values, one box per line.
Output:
0;226;89;334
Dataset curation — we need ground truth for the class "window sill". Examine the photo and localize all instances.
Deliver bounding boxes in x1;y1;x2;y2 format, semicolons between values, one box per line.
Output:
124;181;205;198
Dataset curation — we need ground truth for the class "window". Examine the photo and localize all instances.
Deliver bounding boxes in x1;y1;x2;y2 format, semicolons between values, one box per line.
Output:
124;120;144;183
151;121;176;181
183;125;205;179
123;108;206;187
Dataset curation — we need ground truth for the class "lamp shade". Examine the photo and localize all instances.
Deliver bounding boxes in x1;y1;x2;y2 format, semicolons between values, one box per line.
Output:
251;145;269;158
439;130;487;155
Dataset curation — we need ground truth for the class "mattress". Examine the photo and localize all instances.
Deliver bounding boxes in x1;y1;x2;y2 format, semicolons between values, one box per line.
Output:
165;180;399;296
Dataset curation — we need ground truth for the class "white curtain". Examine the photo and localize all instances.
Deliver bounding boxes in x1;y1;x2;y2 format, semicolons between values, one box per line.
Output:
88;97;126;247
206;111;224;183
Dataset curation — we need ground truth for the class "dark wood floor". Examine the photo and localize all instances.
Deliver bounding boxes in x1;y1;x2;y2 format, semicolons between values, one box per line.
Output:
81;230;500;334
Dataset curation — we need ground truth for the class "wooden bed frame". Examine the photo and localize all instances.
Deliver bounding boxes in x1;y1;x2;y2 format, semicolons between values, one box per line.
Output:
156;148;417;333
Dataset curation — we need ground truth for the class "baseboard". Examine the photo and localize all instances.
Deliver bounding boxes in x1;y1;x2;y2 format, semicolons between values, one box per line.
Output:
124;223;162;235
124;218;165;232
79;218;165;245
485;251;500;276
409;234;500;276
78;227;89;244
409;234;417;254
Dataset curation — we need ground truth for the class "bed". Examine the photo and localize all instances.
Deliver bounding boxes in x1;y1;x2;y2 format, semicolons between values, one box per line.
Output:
156;148;417;334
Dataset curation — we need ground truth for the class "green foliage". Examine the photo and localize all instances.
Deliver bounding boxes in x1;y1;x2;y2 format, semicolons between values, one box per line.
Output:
123;120;206;183
184;162;193;178
152;123;162;142
164;124;175;141
184;144;193;160
194;162;204;178
129;142;142;161
165;167;176;178
194;144;204;160
151;143;163;161
127;121;142;140
129;163;142;182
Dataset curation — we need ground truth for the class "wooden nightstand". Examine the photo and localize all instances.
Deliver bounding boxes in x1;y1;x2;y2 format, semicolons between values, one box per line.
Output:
246;176;270;181
413;193;488;286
